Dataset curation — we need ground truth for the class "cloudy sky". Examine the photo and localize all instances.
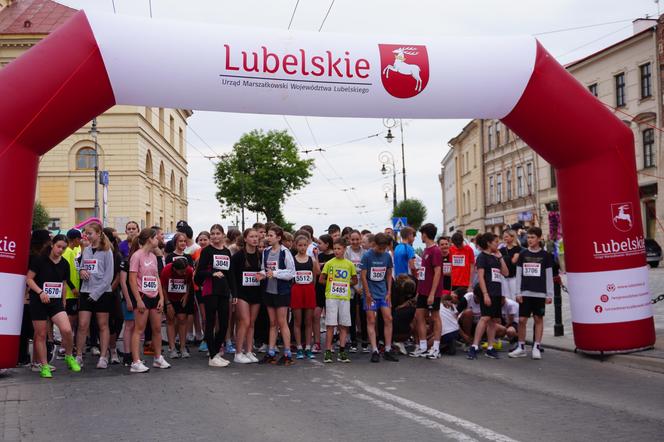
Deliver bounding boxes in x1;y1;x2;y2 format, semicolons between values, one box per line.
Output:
59;0;660;237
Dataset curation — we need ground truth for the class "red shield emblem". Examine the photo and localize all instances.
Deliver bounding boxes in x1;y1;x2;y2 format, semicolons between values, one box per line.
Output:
379;44;429;99
611;202;633;232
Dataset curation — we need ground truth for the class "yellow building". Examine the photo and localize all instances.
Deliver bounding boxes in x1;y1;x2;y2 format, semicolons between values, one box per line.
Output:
0;0;190;233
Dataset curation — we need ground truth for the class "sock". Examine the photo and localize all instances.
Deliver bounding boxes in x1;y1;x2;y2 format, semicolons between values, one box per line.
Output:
385;345;392;352
373;347;379;353
472;345;479;350
297;345;303;350
226;340;232;346
305;345;311;351
285;349;292;357
487;346;494;350
518;341;525;349
433;340;440;351
268;349;276;357
419;340;427;351
534;341;541;349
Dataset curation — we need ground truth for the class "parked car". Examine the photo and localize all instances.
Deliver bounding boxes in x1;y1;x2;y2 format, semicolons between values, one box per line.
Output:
645;239;662;268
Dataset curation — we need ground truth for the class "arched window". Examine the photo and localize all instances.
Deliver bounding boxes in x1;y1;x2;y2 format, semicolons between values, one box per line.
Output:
179;177;185;198
170;171;175;192
145;150;153;176
76;147;96;170
159;162;165;186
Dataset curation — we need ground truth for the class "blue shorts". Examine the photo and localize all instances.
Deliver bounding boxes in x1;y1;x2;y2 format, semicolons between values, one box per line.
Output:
363;297;390;312
121;299;134;321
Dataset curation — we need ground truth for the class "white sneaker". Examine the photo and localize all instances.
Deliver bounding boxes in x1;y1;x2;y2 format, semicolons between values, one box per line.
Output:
130;361;150;373
508;346;527;358
234;353;251;364
209;353;230;368
532;345;542;360
153;355;171;369
180;350;191;359
409;347;428;358
168;349;180;359
96;356;108;369
255;344;268;353
75;355;84;367
425;348;441;360
91;346;100;356
247;352;259;363
110;349;121;365
394;342;407;355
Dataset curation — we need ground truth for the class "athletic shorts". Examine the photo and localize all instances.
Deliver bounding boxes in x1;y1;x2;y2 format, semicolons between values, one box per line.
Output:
79;292;114;313
362;297;390;312
65;299;79;316
519;296;546;318
29;293;65;321
291;284;316;310
415;295;441;311
315;285;326;309
121;299;134;321
479;295;502;319
131;293;160;310
325;298;351;327
168;299;189;315
237;290;262;305
263;292;291;308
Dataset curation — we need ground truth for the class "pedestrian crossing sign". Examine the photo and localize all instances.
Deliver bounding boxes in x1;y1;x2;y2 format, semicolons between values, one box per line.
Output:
392;217;407;232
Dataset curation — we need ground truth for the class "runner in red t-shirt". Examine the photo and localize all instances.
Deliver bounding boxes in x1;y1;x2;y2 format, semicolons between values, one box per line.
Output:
449;232;475;290
160;259;194;358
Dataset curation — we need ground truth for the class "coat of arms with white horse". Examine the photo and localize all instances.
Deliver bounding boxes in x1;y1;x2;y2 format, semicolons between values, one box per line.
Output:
378;44;429;99
611;202;634;232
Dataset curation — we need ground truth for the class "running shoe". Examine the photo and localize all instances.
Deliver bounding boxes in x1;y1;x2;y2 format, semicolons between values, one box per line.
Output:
168;348;180;359
75;355;84;368
349;344;358;353
247;352;259;363
46;342;55;363
234;353;251;364
305;349;314;359
65;355;81;373
312;343;321;354
532;345;542;360
466;346;478;360
180;349;191;359
39;364;52;378
338;350;350;363
153;355;171;369
393;342;407;355
258;353;276;365
362;344;370;353
110;348;121;365
323;350;333;363
256;343;268;353
130;361;150;373
198;341;208;352
56;347;66;360
383;350;399;362
425;348;441;360
370;351;380;363
226;342;236;354
122;353;132;367
508;346;527;358
91;346;100;356
295;349;304;360
485;348;499;359
209;354;230;367
409;347;428;358
277;355;295;366
96;356;109;369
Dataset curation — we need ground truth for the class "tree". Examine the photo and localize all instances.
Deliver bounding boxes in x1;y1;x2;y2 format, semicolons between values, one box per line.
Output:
214;129;314;229
32;201;50;230
391;198;427;230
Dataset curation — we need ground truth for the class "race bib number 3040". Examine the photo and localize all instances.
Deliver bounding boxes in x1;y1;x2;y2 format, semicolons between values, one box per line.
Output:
213;254;230;271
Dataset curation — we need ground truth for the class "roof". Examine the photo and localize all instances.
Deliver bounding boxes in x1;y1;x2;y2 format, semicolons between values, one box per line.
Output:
565;25;655;69
0;0;76;35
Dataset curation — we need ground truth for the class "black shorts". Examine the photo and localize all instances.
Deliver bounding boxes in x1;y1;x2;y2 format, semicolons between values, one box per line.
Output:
451;285;469;292
79;292;114;313
237;290;262;305
29;294;65;321
479;295;502;318
263;292;291;308
65;299;79;316
315;288;326;309
168;299;189;315
131;293;160;310
415;295;441;311
520;296;546;318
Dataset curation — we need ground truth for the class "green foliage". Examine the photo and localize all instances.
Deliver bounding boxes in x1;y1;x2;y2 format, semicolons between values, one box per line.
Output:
32;201;50;230
214;129;313;227
391;198;427;230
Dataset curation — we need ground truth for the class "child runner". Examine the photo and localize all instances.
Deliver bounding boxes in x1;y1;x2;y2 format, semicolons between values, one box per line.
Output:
62;229;82;344
231;228;262;364
76;222;114;369
509;227;553;360
313;234;334;353
291;234;320;359
119;221;139;259
360;232;398;363
258;226;296;365
192;231;210;353
26;235;81;378
119;252;135;366
128;228;171;373
345;230;364;352
499;229;522;300
165;232;195;357
319;238;358;363
439;294;460;355
449;232;475;291
161;259;194;359
394;226;417;278
195;224;236;367
467;233;509;360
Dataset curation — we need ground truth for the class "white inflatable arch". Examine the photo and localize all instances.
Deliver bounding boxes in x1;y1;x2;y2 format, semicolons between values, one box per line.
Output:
0;11;655;367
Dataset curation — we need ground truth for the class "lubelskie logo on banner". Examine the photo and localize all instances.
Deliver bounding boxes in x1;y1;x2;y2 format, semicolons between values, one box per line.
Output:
379;44;429;99
611;202;633;232
0;235;17;259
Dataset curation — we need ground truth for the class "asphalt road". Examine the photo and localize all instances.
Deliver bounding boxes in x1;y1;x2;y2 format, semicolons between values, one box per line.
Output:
1;346;663;442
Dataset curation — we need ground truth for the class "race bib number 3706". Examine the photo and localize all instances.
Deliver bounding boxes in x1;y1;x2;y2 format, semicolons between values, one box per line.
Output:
523;262;542;277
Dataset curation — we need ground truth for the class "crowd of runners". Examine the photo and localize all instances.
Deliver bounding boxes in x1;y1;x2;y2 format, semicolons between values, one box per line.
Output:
19;218;559;378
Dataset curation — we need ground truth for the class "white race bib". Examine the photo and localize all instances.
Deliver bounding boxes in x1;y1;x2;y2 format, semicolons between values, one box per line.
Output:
452;255;465;267
266;261;277;272
352;259;362;272
141;275;158;293
43;282;63;299
295;270;313;285
443;262;452;274
330;281;350;297
370;266;387;282
523;262;541;277
82;259;98;274
242;272;260;287
491;268;502;283
213;254;230;271
417;267;426;281
168;278;187;293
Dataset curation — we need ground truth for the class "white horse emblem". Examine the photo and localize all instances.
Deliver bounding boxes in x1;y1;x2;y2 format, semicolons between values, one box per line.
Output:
612;203;633;231
382;47;422;91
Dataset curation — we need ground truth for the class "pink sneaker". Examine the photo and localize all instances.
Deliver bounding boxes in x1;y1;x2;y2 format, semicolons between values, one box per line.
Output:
312;343;321;354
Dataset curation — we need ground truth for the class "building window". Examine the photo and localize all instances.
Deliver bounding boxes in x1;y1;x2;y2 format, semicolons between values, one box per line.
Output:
159;108;165;135
495;123;501;146
179;128;184;155
474;183;478;210
76;147;96;170
550;165;556;188
75;208;95;224
516;166;524;197
640;63;652;99
506;170;512;200
159;162;165;187
643;128;655;168
615;73;626;107
488;124;494;149
496;173;502;203
588;83;598;97
489;176;494;205
145;151;153;176
169;115;175;145
526;162;533;195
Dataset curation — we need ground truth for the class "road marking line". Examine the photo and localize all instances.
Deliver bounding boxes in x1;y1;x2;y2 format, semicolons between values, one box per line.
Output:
351;379;519;442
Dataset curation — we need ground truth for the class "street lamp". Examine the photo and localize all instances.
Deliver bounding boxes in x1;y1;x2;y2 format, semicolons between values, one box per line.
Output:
383;183;393;205
89;118;99;219
383;118;407;200
379;150;397;210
